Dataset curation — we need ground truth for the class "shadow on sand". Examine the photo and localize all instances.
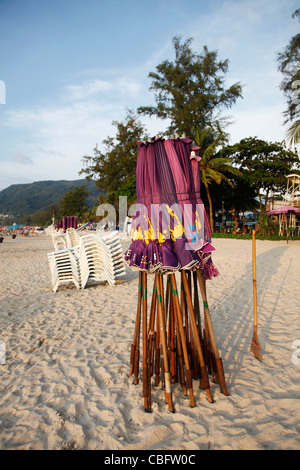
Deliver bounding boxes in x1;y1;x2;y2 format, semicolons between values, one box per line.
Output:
207;244;290;391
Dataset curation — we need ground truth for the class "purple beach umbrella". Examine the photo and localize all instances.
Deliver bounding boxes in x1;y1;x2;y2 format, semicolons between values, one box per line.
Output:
124;136;219;279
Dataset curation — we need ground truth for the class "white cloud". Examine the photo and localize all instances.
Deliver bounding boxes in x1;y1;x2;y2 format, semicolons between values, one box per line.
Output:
64;79;113;101
0;67;166;190
62;76;144;104
1;0;296;190
13;152;34;165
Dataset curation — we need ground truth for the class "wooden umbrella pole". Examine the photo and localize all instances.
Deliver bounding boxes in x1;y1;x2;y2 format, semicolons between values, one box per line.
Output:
196;269;229;396
169;277;187;395
189;319;198;380
148;282;157;377
197;269;218;381
201;296;212;380
193;272;207;386
167;279;171;362
130;271;142;383
252;230;258;332
169;274;195;407
187;272;194;364
191;271;201;380
142;272;151;412
165;277;177;383
155;307;161;386
156;274;174;412
181;272;195;373
193;271;202;341
181;270;213;403
169;287;177;383
165;275;170;321
250;230;262;361
180;274;190;355
159;275;165;391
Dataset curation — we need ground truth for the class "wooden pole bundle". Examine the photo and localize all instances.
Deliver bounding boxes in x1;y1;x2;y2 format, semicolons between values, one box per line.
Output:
129;268;229;412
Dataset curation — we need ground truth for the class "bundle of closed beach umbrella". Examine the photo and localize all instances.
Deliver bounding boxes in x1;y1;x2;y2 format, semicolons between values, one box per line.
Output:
125;136;229;412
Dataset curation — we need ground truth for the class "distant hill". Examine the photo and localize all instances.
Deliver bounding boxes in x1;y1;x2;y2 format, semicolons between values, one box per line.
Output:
0;179;99;217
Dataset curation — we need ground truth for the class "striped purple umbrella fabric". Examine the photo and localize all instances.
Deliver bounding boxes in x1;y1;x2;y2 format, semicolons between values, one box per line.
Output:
167;137;216;277
124;136;219;280
58;216;78;232
190;145;212;243
163;138;201;254
173;138;195;198
129;139;181;272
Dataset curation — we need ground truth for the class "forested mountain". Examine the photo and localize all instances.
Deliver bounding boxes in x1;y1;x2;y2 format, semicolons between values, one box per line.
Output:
0;179;99;217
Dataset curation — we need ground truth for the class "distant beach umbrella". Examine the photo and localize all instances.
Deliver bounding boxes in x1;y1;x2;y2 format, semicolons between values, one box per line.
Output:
267;205;300;215
267;205;300;242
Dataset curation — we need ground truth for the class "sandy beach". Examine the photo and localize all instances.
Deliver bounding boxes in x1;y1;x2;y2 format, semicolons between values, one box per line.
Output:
0;233;299;450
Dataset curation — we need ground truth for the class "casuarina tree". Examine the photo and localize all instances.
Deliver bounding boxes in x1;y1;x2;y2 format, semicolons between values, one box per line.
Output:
219;137;300;213
277;9;300;145
137;36;243;138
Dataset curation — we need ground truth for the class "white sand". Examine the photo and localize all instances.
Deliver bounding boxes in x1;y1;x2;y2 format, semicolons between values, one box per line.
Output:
0;234;299;450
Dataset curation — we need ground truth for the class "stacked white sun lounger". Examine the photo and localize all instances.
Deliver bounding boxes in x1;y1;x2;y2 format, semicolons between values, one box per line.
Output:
96;231;126;286
78;233;107;288
47;246;81;292
47;230;126;291
52;231;67;251
65;227;81;248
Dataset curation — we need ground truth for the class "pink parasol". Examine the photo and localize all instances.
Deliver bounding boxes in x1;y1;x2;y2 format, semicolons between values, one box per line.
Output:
267;205;300;242
267;205;300;215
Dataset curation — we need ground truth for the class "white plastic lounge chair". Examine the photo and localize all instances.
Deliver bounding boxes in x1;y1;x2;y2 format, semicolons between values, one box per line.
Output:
47;247;81;292
52;231;67;251
65;228;81;247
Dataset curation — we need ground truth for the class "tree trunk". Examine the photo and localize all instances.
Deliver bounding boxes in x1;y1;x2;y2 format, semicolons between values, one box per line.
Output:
264;189;269;213
204;181;214;233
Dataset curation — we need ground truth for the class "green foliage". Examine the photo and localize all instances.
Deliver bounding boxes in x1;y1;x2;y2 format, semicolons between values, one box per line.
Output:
22;204;59;227
0;179;98;218
194;127;242;231
59;185;89;221
137;36;243;137
79;38;243;220
255;213;278;237
80;109;145;199
210;174;259;217
277;9;300;125
286;119;300;146
220;137;300;212
212;232;300;241
116;174;137;204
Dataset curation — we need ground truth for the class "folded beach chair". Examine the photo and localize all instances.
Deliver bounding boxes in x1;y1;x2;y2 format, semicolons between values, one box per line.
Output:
78;233;107;288
47;230;126;291
52;231;67;251
44;225;55;236
65;227;81;247
47;247;81;292
97;231;126;285
78;231;126;288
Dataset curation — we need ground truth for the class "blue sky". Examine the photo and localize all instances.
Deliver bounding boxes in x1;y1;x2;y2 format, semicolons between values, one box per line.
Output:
0;0;299;191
